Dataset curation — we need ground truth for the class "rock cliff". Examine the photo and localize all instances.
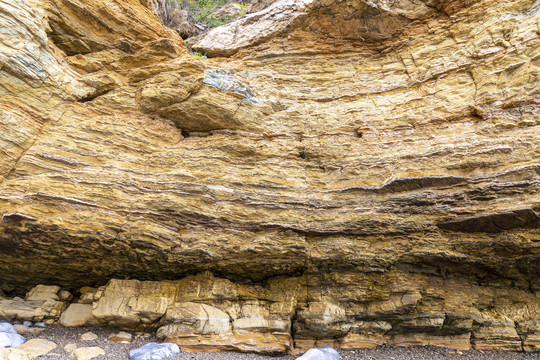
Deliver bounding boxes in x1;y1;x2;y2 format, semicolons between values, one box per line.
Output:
0;0;539;354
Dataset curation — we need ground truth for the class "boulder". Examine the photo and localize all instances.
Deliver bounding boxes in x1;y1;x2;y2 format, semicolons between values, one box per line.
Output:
168;9;194;39
297;347;340;360
0;324;15;334
0;324;25;348
129;343;180;360
60;304;95;327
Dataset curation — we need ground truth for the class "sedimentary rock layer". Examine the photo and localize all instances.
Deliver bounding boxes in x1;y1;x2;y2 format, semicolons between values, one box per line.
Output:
0;0;539;353
2;278;540;353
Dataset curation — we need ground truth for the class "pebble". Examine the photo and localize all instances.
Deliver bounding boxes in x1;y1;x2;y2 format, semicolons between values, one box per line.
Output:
109;331;132;343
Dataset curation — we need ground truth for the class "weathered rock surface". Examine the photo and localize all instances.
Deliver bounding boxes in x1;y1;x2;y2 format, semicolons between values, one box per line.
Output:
0;0;538;354
0;286;67;322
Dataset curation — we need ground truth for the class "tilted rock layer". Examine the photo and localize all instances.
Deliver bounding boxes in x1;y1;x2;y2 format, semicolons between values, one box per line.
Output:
0;0;539;354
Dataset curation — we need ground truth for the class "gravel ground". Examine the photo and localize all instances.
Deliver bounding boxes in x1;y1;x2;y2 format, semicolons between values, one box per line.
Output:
24;325;540;360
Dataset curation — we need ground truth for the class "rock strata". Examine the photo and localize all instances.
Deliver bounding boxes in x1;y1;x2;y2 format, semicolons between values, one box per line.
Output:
0;0;538;354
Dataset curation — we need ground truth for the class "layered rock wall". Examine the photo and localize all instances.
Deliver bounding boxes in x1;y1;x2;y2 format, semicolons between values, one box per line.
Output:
0;0;539;353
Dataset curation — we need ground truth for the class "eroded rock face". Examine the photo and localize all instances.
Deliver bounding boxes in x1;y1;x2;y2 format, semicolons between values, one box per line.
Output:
0;0;539;353
3;276;540;353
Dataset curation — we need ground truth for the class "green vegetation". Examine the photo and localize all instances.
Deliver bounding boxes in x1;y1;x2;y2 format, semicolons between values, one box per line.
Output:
176;0;232;27
238;2;248;16
193;51;208;58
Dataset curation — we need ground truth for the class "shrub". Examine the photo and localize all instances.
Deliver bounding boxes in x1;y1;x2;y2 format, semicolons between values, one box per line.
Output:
153;0;235;28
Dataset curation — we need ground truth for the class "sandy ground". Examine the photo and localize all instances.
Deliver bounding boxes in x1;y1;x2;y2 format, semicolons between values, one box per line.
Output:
22;325;540;359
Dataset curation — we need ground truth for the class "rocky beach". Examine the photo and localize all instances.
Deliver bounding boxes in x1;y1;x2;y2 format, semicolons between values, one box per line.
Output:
3;323;540;359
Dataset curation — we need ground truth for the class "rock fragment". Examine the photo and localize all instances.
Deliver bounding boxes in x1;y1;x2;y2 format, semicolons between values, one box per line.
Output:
17;339;57;357
79;332;98;341
12;325;45;336
64;343;77;353
72;347;105;360
0;347;32;360
108;331;132;343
